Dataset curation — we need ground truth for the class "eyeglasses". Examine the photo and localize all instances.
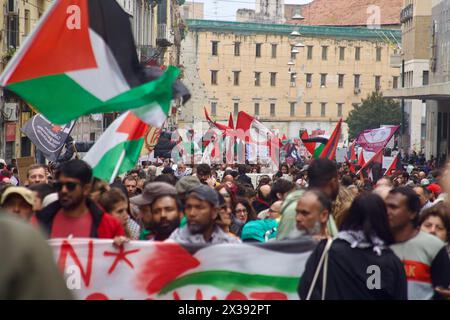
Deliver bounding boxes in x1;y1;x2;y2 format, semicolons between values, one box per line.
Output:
54;181;80;192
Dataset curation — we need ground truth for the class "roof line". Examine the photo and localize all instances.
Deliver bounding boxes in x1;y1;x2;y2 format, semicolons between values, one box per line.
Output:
186;19;401;42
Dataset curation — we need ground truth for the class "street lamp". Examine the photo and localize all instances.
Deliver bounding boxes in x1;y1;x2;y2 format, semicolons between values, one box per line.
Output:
290;30;301;36
294;42;305;48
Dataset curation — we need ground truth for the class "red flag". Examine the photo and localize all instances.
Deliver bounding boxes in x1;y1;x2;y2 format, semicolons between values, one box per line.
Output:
349;141;357;162
384;153;401;176
357;148;384;178
319;119;342;160
228;113;234;129
357;150;366;167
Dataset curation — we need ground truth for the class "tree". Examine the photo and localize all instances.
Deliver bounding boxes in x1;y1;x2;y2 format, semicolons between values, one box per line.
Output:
347;91;402;139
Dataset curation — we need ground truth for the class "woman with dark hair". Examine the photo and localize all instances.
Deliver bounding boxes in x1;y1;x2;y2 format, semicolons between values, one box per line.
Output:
420;203;450;258
230;198;257;237
298;193;407;300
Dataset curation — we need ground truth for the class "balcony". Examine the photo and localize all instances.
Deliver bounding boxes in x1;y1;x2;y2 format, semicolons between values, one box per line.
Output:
156;23;173;48
400;4;413;24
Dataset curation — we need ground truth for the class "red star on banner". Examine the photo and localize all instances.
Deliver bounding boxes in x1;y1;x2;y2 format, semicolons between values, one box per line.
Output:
51;125;62;133
103;247;140;275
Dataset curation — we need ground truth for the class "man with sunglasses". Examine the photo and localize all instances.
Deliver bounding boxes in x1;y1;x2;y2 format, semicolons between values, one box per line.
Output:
35;160;125;240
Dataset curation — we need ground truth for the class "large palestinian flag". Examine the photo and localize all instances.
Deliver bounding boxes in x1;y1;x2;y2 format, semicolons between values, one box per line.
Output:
0;0;179;125
50;238;316;300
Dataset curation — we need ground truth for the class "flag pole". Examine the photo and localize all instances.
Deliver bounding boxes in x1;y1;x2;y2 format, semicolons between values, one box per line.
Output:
110;150;126;184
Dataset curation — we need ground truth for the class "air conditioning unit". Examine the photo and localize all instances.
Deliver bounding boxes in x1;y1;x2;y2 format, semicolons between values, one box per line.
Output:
306;82;312;88
354;88;361;94
4;102;18;121
7;0;18;14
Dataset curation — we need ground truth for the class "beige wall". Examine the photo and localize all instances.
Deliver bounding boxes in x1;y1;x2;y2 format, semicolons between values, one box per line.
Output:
181;29;400;136
181;2;204;20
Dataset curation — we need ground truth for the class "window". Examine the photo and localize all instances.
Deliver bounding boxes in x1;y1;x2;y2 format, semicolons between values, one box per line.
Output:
233;102;239;116
355;47;361;61
307;46;313;60
24;10;30;35
423;71;429;86
234;42;241;56
270;72;277;86
256;43;262;58
393;76;399;89
211;70;218;85
339;47;345;61
270;103;276;117
255;72;261;86
254;103;260;116
337;103;343;117
376;47;382;61
233;71;240;86
291;45;297;60
320;74;327;87
306;103;311;117
338;74;345;88
375;76;381;91
211;102;217;116
290;102;296;117
354;74;361;88
290;72;297;87
321;103;326;117
90;132;96;141
306;73;312;87
212;41;218;56
271;44;277;58
322;46;328;60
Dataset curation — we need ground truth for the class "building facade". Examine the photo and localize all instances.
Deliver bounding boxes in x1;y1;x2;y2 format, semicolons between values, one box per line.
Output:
180;19;401;143
385;0;450;161
180;1;204;20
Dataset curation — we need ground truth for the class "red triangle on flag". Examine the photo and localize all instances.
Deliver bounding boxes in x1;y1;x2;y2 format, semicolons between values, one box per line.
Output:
5;0;97;85
117;112;149;141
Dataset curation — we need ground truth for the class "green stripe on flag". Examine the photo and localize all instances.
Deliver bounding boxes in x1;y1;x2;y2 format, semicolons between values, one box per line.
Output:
92;139;145;181
158;270;300;295
313;144;325;158
7;74;102;123
7;66;180;125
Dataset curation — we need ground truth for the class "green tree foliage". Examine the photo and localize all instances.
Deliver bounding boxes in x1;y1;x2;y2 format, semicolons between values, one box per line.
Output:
347;91;402;139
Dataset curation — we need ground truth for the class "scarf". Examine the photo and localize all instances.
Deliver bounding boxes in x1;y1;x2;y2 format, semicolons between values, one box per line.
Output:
336;230;387;256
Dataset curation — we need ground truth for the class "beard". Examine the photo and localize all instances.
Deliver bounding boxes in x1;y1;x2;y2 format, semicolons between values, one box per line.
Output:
188;221;210;235
153;218;180;240
297;220;322;236
59;193;84;210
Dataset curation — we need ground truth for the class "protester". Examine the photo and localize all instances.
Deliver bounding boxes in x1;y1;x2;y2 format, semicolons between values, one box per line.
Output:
196;164;212;185
0;187;35;221
236;164;252;185
295;190;331;241
215;193;237;238
35;160;126;242
98;188;141;240
252;184;271;213
131;182;182;241
27;164;48;186
413;186;434;213
332;186;356;229
27;183;56;211
419;203;450;258
0;213;73;299
123;176;139;198
299;193;407;300
269;178;295;203
230;197;256;237
169;184;241;244
215;184;236;212
386;187;450;299
241;219;278;243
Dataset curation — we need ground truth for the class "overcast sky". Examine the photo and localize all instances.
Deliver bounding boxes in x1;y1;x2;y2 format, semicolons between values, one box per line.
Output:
197;0;313;21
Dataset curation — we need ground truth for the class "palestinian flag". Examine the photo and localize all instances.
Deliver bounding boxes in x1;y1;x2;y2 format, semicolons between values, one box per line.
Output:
84;111;148;182
320;119;342;160
0;0;179;125
300;131;329;158
357;148;384;182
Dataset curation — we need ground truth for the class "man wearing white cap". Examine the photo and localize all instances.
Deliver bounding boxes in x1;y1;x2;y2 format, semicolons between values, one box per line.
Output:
0;187;35;221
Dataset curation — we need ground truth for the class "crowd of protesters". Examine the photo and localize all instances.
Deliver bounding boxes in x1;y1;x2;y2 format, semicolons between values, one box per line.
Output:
0;154;449;300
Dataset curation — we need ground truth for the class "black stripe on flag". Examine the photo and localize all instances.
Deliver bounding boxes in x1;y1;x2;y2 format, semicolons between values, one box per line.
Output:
88;0;143;88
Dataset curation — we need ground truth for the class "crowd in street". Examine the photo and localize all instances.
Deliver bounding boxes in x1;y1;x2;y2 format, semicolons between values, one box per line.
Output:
0;156;449;300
